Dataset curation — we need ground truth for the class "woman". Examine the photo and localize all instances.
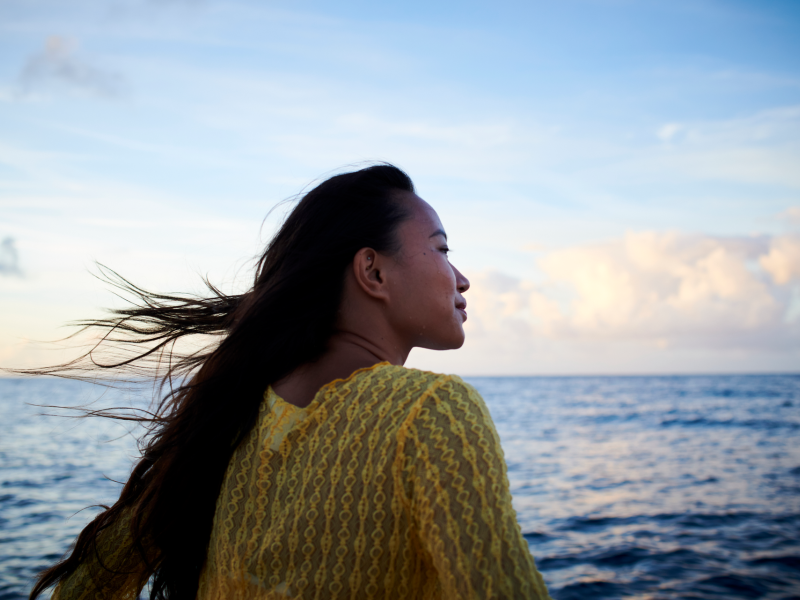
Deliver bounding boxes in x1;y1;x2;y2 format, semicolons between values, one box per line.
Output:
28;164;551;599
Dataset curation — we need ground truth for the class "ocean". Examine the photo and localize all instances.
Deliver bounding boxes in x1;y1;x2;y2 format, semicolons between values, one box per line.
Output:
1;374;799;599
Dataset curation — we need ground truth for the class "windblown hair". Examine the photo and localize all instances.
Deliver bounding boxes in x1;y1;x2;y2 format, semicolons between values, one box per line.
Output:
23;164;414;599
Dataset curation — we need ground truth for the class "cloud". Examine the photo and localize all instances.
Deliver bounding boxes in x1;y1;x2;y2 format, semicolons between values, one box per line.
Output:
760;235;800;285
0;237;22;276
588;106;800;190
780;206;800;226
657;122;682;141
18;36;125;98
464;231;799;352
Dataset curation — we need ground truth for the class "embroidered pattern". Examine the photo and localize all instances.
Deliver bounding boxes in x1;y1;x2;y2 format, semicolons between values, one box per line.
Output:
54;364;551;600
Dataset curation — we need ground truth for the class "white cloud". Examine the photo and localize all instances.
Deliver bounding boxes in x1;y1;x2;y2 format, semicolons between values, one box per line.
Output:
760;234;800;285
462;231;798;353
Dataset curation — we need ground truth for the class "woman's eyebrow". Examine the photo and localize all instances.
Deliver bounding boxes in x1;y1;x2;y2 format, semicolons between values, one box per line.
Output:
429;229;448;240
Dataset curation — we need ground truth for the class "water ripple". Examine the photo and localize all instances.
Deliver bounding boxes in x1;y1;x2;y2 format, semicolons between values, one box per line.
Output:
2;374;799;599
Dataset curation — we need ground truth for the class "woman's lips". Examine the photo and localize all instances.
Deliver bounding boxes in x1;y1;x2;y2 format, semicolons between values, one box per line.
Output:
456;297;467;321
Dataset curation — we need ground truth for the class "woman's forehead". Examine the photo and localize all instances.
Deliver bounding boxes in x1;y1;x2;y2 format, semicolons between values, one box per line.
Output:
399;192;444;238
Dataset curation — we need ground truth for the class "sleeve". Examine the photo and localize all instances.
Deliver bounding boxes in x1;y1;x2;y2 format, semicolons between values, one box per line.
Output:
52;509;150;600
397;376;552;600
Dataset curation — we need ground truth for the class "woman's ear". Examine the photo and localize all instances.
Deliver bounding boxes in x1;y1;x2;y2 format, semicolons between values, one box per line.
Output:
353;248;389;300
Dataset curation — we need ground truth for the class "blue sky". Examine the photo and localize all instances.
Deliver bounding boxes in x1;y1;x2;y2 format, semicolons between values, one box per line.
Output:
1;0;799;374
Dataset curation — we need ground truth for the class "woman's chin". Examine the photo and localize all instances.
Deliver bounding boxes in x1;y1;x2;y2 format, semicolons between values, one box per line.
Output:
443;327;466;350
418;329;466;352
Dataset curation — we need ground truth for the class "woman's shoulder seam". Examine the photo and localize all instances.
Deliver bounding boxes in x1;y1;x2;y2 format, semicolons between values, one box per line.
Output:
378;363;467;385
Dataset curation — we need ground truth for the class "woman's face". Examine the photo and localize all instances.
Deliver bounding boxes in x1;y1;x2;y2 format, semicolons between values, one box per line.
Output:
384;192;470;351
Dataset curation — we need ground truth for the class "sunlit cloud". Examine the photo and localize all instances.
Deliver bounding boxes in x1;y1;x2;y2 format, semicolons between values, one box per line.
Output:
464;231;799;352
760;235;800;285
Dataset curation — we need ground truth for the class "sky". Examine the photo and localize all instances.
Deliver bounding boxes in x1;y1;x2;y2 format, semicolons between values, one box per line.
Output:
1;0;799;375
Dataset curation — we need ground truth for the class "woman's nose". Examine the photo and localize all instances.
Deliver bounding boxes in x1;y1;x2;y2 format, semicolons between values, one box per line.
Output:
454;266;470;293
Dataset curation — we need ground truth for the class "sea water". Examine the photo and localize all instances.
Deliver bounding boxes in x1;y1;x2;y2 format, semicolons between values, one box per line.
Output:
1;374;799;599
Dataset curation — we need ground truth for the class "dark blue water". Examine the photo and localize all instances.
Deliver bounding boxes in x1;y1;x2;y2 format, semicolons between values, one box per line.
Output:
1;375;799;599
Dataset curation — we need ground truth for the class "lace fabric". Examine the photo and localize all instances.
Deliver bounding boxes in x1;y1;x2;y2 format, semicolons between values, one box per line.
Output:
54;363;551;599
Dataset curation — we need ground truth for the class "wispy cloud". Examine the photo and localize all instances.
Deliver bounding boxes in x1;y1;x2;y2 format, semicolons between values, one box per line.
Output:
656;123;682;142
0;237;22;276
17;36;125;98
585;105;800;190
780;206;800;226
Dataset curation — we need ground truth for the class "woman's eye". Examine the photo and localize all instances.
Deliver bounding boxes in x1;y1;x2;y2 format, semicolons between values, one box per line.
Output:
440;246;450;255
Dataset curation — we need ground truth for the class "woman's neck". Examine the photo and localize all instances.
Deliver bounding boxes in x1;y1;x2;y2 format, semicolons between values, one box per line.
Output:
271;331;406;408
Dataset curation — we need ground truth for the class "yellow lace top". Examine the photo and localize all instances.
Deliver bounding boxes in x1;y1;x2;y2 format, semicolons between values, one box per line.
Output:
53;363;551;599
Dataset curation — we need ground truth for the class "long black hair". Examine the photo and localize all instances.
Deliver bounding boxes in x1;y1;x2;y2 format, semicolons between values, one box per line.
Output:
24;163;414;599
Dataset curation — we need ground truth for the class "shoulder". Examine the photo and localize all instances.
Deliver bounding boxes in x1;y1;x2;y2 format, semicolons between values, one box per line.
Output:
392;368;506;488
404;366;485;410
363;363;483;406
367;365;493;435
333;363;489;428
